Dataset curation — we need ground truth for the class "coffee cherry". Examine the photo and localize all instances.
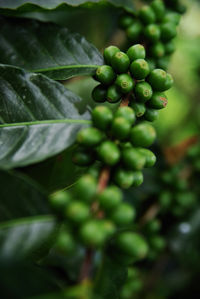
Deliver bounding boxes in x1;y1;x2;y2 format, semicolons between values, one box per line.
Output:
126;44;146;62
115;74;135;94
111;117;131;140
132;171;144;187
100;220;116;238
111;51;130;73
149;42;165;58
157;56;170;70
163;12;181;25
144;108;159;122
75;174;97;202
175;192;196;208
130;59;150;80
138;148;156;167
107;85;122;103
126;22;143;41
160;22;177;41
65;201;90;224
55;231;76;254
151;0;165;21
115;106;136;125
145;219;161;233
165;40;176;55
92;84;106;103
147;69;168;91
122;147;146;170
163;73;174;90
104;46;120;65
119;14;134;29
130;122;156;147
139;6;156;25
49;190;71;211
92;106;113;131
147;92;168;109
98;185;122;211
110;203;136;226
98;141;120;166
146;58;156;71
115;232;148;259
77;127;104;147
95;65;116;86
159;191;172;210
79;220;107;248
114;168;135;189
72;147;94;166
131;102;146;117
149;236;166;251
144;24;161;43
135;82;153;103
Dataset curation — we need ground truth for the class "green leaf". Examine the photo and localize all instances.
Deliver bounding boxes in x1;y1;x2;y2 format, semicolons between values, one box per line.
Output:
0;0;134;13
0;215;56;262
0;65;91;169
0;170;52;221
0;17;103;80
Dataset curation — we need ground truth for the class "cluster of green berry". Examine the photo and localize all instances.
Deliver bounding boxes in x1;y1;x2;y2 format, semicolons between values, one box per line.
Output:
120;267;143;299
93;44;173;122
119;0;185;70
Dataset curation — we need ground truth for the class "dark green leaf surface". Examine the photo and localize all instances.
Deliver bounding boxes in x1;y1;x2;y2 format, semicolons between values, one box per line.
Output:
0;170;51;221
0;65;91;169
0;17;103;80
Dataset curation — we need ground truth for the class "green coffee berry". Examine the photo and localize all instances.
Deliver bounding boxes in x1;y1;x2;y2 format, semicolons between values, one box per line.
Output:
104;46;120;65
138;148;156;167
122;147;146;170
75;174;97;202
111;117;132;140
110;203;136;226
72;147;94;166
145;219;161;234
144;108;159;122
159;191;172;210
79;220;107;248
98;185;122;211
147;92;168;109
157;56;170;70
98;141;120;166
49;190;71;211
139;6;156;25
126;44;146;62
65;201;90;224
126;22;143;41
107;84;122;103
149;42;165;58
146;58;156;71
77;127;103;147
131;102;146;117
135;82;153;103
114;168;135;189
147;69;168;91
119;14;134;29
92;106;113;131
149;236;166;251
115;74;135;94
95;65;116;86
163;12;181;25
151;0;165;21
111;51;130;73
55;231;76;254
130;59;150;80
163;73;174;90
160;22;177;41
144;24;161;43
130;122;156;147
132;171;144;187
100;220;116;238
175;192;196;208
92;84;106;103
165;40;176;54
115;106;136;125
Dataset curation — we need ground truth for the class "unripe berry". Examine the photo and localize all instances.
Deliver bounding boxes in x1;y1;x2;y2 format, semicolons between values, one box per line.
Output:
77;127;103;147
104;46;120;65
75;174;97;202
147;92;168;109
115;74;135;94
139;6;156;25
114;168;135;189
111;117;131;140
149;42;165;58
92;84;106;103
130;122;156;147
110;203;136;226
126;22;143;42
65;201;90;224
122;147;146;170
55;231;76;254
92;106;113;131
95;65;116;86
165;40;176;55
145;219;161;234
138;148;156;167
147;69;168;91
135;82;153;103
119;14;134;29
49;190;71;211
115;106;136;125
72;147;94;166
160;22;177;41
157;56;170;71
111;51;130;73
159;191;172;210
149;236;166;251
100;220;116;238
132;171;144;187
146;58;156;71
126;44;146;62
163;12;181;25
144;108;159;122
144;24;161;43
131;102;146;117
163;73;174;91
130;59;150;80
79;220;107;248
107;84;122;103
98;141;120;166
98;185;122;211
151;0;165;21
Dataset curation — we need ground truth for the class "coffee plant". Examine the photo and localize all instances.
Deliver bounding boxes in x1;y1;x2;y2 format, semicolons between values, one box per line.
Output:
0;0;199;298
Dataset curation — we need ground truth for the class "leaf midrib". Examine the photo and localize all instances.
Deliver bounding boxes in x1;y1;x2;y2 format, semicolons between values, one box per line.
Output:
30;64;100;73
0;119;91;128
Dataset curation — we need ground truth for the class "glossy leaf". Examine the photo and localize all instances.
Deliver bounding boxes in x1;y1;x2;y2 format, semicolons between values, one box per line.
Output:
0;17;103;80
0;65;91;169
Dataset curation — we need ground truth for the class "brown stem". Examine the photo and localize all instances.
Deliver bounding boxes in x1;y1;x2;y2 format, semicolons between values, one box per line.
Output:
139;203;160;227
79;249;94;282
